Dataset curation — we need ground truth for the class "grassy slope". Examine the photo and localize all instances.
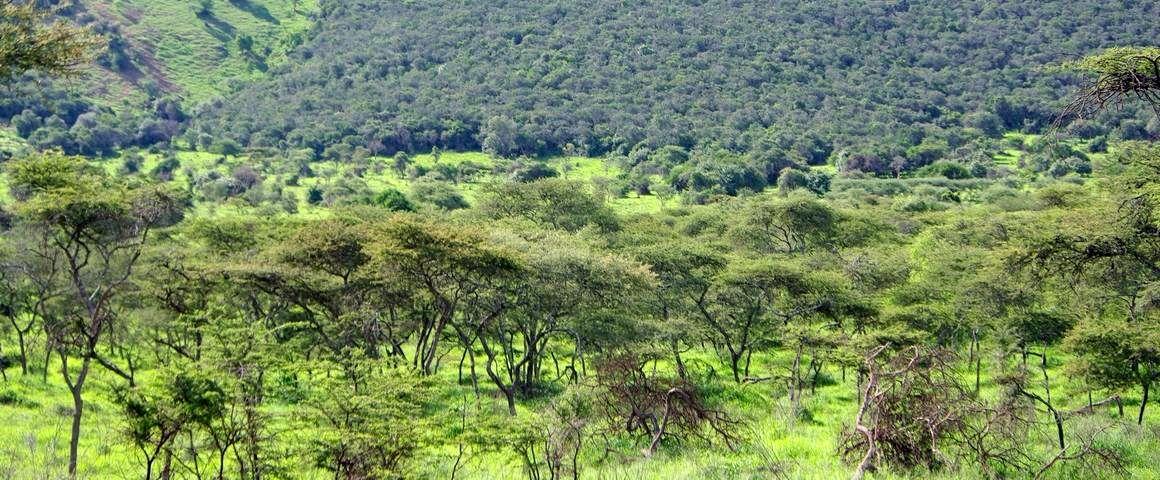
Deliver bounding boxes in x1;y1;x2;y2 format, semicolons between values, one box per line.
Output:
75;0;316;106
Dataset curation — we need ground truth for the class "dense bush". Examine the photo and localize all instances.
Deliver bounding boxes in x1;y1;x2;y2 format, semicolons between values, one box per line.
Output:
192;0;1159;163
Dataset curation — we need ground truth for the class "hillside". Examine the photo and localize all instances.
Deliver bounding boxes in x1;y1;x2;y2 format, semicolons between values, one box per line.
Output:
84;0;315;103
0;0;314;158
66;0;314;103
193;0;1160;159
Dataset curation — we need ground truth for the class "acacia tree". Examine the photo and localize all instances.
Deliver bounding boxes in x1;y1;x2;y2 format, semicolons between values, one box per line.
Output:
473;231;653;414
1066;318;1160;425
200;286;286;480
376;216;521;376
220;218;412;381
630;239;727;380
7;152;185;476
1060;46;1160;122
116;368;227;480
307;359;430;479
0;0;99;80
0;245;46;376
131;219;289;479
696;258;827;384
478;178;620;233
1022;144;1160;425
728;194;839;254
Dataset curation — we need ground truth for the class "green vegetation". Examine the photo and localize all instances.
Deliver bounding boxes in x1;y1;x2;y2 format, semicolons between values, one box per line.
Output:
5;141;1160;479
194;0;1160;160
3;1;1160;479
1060;46;1160;122
0;0;100;80
97;0;317;102
0;0;314;157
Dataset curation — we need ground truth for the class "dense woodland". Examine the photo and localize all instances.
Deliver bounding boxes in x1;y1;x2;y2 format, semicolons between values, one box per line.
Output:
191;0;1160;160
3;1;1160;479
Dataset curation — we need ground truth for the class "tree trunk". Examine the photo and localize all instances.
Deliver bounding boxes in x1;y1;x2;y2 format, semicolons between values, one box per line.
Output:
458;347;467;384
478;334;517;416
789;345;803;413
468;346;479;398
161;448;173;480
42;344;51;383
65;355;92;478
974;352;981;395
671;339;687;380
1052;410;1065;450
524;337;538;393
729;351;742;384
16;329;28;375
971;328;981;394
1140;379;1151;426
743;349;753;379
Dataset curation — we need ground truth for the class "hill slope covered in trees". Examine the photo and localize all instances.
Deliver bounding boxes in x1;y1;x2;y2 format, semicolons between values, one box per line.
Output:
194;0;1160;160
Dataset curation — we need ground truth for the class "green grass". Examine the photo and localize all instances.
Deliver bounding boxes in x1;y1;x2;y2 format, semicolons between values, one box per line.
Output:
553;156;621;179
79;0;317;104
259;151;669;216
993;132;1033;166
991;132;1113;172
611;192;668;215
810;164;838;175
3;342;1157;479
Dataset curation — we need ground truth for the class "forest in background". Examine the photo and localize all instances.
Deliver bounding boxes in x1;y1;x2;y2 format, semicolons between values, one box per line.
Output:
192;0;1160;160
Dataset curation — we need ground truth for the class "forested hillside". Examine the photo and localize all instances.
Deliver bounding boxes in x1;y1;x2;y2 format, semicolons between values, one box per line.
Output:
194;0;1160;160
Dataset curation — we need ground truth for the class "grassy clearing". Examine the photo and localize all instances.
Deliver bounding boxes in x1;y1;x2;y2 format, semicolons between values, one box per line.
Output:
994;132;1034;167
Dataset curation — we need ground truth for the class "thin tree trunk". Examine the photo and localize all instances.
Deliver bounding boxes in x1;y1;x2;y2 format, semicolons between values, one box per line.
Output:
1140;379;1151;426
729;351;742;384
468;346;479;398
671;339;687;380
16;329;28;375
478;335;517;416
145;453;156;480
971;328;981;394
743;349;753;379
790;345;803;413
458;347;467;384
64;354;92;478
974;353;981;395
43;344;51;383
